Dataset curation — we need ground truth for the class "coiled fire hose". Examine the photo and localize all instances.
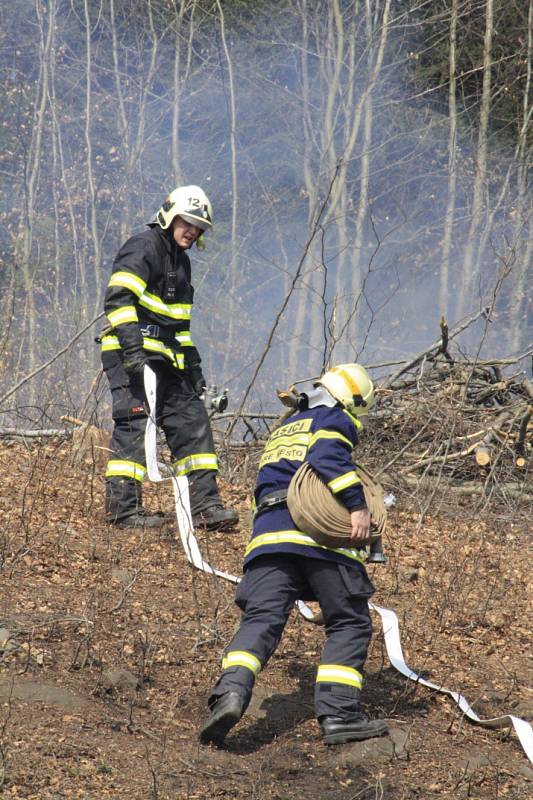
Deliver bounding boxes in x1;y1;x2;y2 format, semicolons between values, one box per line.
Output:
142;366;533;763
287;461;387;549
286;461;387;625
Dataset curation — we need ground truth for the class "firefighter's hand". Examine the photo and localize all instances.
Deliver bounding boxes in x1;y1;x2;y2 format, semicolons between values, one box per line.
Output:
122;350;148;381
350;509;371;546
189;366;206;397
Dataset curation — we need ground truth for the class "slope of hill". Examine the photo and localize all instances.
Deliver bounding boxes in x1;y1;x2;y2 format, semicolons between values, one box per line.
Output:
0;433;531;799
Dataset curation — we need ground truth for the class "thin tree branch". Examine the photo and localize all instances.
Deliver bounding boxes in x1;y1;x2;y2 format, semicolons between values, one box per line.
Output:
0;312;105;408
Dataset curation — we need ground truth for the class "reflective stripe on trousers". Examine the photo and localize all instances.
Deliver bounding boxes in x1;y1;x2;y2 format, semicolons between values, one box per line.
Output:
208;553;373;720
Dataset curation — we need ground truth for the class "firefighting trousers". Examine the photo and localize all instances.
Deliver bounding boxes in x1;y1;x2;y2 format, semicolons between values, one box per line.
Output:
208;554;374;721
103;357;220;520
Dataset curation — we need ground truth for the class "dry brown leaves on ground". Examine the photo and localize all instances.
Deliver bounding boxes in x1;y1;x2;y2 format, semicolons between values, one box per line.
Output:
0;353;531;800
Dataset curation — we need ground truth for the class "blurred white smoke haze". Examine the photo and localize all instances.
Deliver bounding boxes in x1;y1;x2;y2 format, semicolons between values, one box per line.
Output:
0;0;530;420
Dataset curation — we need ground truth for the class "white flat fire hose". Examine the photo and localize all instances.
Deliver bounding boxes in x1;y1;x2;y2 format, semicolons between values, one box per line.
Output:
143;365;533;764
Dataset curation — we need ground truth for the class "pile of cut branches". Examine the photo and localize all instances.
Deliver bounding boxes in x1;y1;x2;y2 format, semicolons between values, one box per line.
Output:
362;320;532;509
215;316;532;510
370;356;531;500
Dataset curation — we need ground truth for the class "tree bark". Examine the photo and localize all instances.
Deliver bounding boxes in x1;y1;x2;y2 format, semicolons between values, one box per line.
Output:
440;0;458;318
459;0;494;316
216;0;239;375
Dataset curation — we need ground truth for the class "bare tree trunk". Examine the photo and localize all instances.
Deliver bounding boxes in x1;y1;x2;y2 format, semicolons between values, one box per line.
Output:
299;0;318;216
216;0;239;375
51;77;61;318
132;0;159;183
459;0;494;316
510;0;533;353
109;0;129;245
109;0;160;249
171;1;195;183
17;0;55;382
322;0;390;364
286;0;319;378
330;13;361;365
440;0;458;319
291;0;359;377
82;0;106;319
348;0;390;352
49;52;83;328
307;0;346;369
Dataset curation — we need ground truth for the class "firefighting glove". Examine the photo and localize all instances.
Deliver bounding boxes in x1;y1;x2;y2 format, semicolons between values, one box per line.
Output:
188;365;206;397
122;349;148;382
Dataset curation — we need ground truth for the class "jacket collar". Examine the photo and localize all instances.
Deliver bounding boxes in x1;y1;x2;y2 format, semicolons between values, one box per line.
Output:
149;223;176;256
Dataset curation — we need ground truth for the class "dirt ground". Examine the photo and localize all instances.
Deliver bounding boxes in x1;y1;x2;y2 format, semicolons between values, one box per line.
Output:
0;437;531;799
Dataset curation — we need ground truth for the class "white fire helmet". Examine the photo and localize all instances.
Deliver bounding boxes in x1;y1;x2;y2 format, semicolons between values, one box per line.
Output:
155;185;213;232
316;363;375;416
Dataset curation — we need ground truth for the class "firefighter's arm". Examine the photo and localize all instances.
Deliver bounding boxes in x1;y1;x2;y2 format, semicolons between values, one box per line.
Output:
307;408;366;512
104;284;145;376
104;236;154;373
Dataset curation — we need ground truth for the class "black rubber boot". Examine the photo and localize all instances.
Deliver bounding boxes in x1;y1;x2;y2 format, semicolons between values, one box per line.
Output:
320;713;388;745
192;505;239;531
105;477;142;522
199;692;245;745
113;509;172;529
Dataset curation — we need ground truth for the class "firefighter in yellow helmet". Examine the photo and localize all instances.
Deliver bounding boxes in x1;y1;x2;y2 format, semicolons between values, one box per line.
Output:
100;185;238;530
199;363;388;746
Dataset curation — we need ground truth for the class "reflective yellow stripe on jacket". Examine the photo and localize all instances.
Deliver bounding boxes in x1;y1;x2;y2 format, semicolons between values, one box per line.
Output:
107;306;139;326
344;409;363;430
175;331;194;346
245;531;365;564
101;335;121;352
258;431;311;469
101;335;185;369
138;291;192;321
143;338;184;368
328;470;361;493
258;419;354;470
108;271;147;298
309;429;353;448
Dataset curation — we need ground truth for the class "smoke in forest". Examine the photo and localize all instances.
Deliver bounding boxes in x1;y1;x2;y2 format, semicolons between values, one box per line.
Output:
0;0;531;419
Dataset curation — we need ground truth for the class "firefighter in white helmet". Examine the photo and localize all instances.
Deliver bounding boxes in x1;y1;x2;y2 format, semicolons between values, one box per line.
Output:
155;185;213;245
316;363;375;417
199;363;388;746
99;185;238;531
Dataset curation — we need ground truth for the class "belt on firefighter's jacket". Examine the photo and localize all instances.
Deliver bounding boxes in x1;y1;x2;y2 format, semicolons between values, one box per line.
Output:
140;324;178;342
254;489;289;519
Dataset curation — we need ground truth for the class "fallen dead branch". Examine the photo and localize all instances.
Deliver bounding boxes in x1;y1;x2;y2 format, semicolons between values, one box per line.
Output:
0;428;69;439
379;307;490;390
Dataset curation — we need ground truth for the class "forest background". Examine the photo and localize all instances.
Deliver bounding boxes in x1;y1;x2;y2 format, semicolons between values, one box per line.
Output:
0;3;532;798
0;0;531;424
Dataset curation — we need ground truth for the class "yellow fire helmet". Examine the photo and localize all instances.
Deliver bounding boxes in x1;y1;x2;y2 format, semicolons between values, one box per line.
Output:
155;185;213;232
316;363;375;416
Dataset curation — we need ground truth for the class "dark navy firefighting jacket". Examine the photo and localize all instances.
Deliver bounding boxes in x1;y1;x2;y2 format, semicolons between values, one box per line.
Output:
244;405;368;570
